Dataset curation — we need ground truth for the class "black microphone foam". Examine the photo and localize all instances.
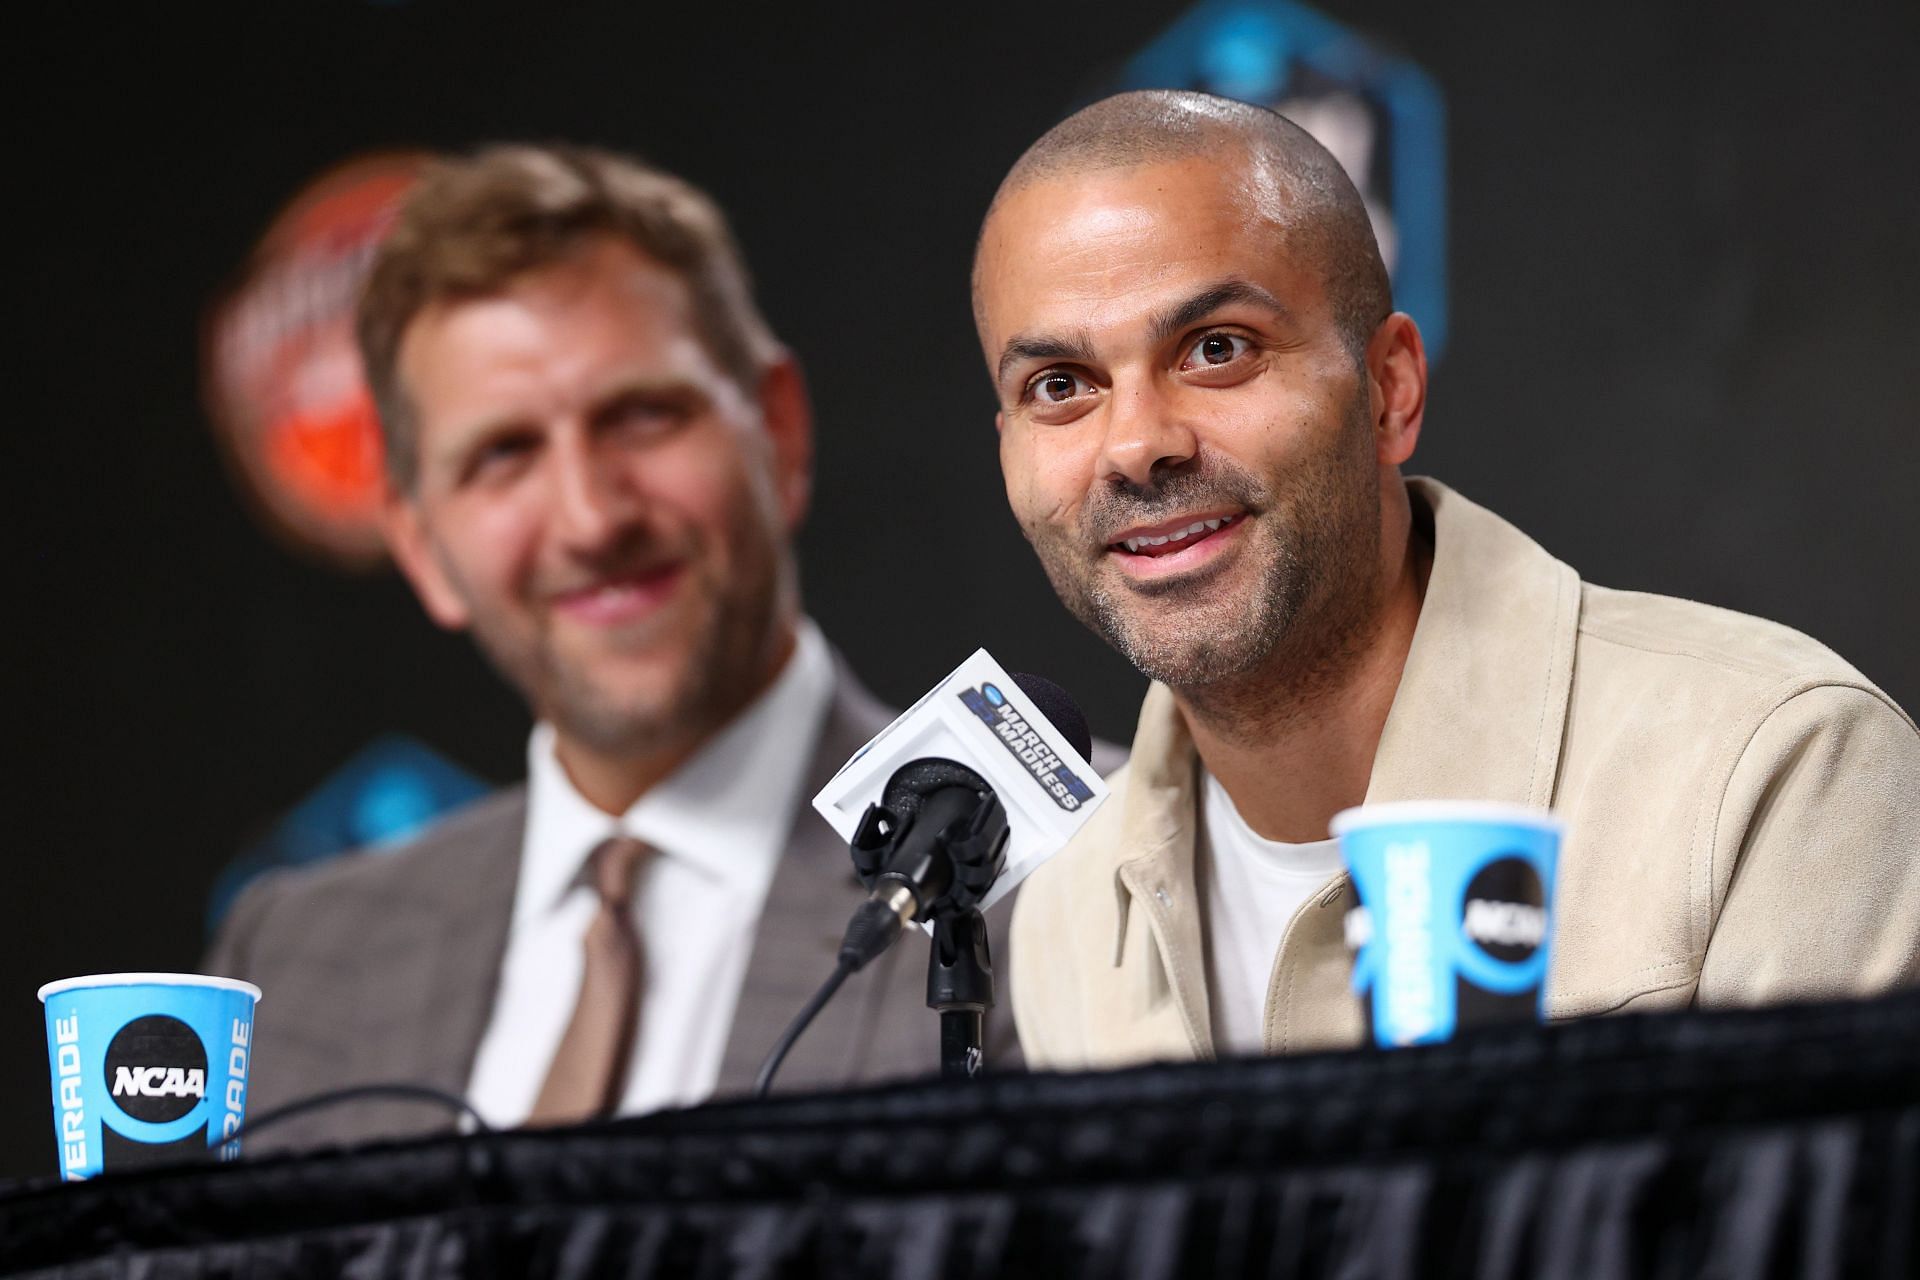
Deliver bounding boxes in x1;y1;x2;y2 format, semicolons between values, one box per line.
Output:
1012;672;1093;763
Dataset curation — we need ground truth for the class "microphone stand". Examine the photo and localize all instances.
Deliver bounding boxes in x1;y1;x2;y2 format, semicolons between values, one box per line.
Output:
927;908;993;1079
757;760;1009;1097
851;760;1009;1079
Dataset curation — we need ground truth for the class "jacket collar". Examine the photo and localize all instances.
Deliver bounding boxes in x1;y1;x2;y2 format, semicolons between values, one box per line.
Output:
1108;479;1582;1039
1366;478;1580;810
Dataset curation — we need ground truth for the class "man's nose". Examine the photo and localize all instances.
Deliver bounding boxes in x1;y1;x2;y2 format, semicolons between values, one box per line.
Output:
549;433;639;550
1096;380;1198;488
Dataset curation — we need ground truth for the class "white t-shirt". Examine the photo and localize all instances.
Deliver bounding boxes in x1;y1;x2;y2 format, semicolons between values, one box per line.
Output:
1197;770;1347;1056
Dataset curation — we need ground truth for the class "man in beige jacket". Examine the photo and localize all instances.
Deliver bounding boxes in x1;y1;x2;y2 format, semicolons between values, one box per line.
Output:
973;90;1919;1070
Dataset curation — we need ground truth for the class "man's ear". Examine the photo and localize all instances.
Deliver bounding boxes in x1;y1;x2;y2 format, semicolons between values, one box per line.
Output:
757;351;814;533
384;488;471;631
1366;312;1428;467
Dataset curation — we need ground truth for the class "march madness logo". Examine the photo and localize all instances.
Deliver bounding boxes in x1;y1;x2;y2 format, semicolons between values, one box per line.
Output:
957;683;1096;812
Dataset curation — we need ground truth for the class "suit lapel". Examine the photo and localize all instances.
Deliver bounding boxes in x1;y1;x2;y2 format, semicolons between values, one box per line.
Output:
355;791;525;1096
715;666;896;1095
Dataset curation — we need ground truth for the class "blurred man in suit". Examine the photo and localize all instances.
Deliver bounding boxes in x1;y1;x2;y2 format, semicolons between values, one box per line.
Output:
208;145;1072;1148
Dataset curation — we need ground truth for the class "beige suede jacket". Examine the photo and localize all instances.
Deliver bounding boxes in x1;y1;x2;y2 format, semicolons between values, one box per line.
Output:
1010;478;1920;1070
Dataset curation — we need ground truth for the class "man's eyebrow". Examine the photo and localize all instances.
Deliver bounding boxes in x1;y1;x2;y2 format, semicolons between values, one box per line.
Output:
996;330;1097;387
586;373;705;414
1148;279;1293;348
424;413;533;477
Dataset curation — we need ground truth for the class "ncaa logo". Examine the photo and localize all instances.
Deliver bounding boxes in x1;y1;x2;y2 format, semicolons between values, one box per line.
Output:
103;1015;209;1125
1460;856;1548;963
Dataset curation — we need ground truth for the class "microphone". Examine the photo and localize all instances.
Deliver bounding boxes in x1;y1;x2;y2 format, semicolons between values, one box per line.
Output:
836;672;1095;972
1009;672;1095;762
755;650;1112;1095
813;649;1109;910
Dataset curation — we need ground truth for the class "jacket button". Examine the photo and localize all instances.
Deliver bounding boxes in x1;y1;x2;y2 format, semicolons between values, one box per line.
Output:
1155;888;1172;906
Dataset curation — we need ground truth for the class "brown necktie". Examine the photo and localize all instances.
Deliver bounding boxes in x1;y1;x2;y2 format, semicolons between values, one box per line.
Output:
526;835;652;1126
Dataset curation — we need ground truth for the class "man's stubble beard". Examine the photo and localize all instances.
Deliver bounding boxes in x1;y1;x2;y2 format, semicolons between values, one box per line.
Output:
1030;391;1384;730
542;561;780;760
460;514;790;764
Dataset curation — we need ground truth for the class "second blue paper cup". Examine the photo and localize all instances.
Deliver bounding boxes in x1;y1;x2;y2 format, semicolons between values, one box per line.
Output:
1332;801;1561;1048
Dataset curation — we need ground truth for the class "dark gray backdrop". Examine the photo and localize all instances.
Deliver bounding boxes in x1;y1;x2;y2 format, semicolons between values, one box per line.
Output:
8;0;1916;1178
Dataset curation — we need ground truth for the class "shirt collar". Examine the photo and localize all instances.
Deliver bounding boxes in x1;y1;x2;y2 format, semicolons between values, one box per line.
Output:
515;618;836;930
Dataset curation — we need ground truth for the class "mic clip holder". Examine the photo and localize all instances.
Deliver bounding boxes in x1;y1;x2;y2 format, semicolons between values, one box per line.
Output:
849;759;1010;1079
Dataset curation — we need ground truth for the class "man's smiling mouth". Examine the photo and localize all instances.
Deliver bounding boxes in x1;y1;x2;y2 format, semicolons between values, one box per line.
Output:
1111;512;1239;558
549;564;686;624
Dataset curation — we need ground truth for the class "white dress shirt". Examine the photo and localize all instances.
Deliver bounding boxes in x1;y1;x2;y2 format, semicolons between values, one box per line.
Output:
465;620;836;1125
1196;769;1347;1057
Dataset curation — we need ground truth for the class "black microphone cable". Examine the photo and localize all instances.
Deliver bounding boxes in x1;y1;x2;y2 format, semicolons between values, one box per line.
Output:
753;669;1082;1098
223;1081;494;1149
751;960;851;1099
753;894;912;1097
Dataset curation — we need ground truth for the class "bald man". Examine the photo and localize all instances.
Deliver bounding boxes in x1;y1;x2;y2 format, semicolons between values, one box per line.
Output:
976;91;1920;1070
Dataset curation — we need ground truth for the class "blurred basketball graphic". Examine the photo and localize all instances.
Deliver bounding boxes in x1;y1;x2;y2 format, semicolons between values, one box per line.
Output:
203;153;426;568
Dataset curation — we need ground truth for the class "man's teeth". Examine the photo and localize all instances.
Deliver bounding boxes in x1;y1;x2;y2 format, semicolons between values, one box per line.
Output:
1121;515;1233;554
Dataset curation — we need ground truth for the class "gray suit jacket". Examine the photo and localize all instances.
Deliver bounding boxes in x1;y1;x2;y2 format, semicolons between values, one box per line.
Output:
207;668;1118;1152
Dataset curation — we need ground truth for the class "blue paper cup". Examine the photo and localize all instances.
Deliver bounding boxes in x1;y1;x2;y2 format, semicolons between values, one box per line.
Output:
38;973;261;1180
1332;802;1561;1048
